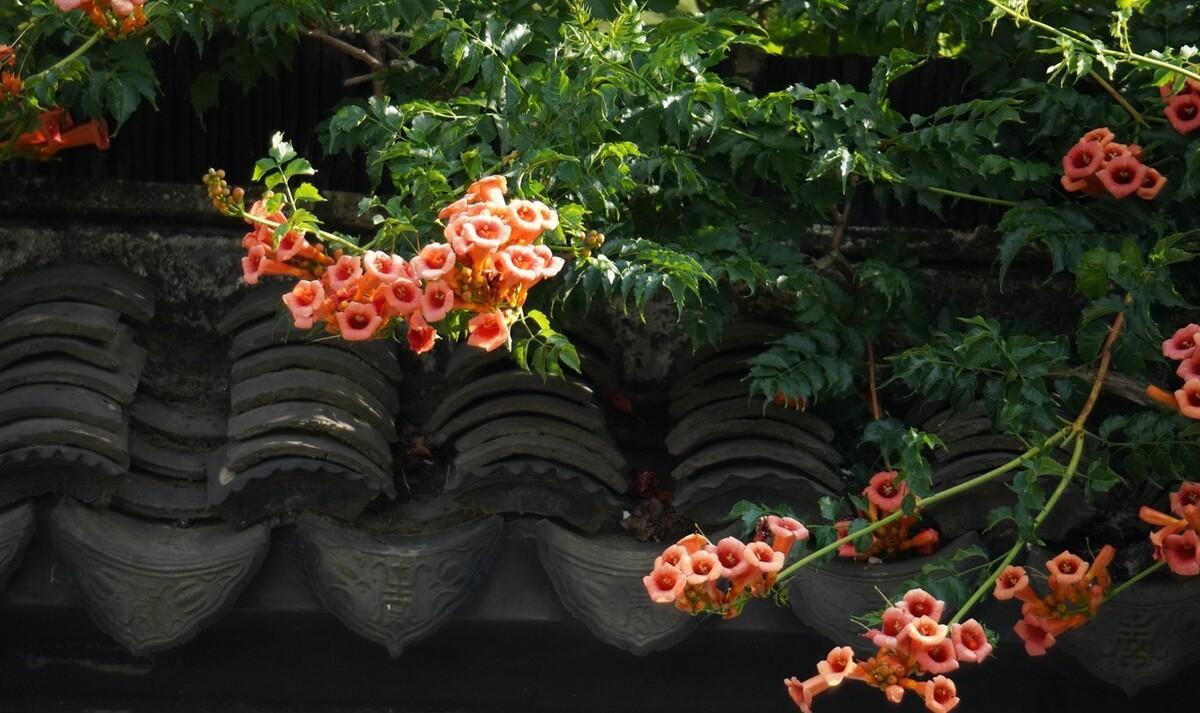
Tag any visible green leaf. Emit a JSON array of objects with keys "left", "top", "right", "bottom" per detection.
[
  {"left": 284, "top": 158, "right": 316, "bottom": 179},
  {"left": 526, "top": 310, "right": 551, "bottom": 332},
  {"left": 293, "top": 182, "right": 326, "bottom": 204},
  {"left": 189, "top": 70, "right": 221, "bottom": 121},
  {"left": 728, "top": 500, "right": 767, "bottom": 537},
  {"left": 1075, "top": 248, "right": 1114, "bottom": 299},
  {"left": 512, "top": 338, "right": 530, "bottom": 371},
  {"left": 818, "top": 496, "right": 839, "bottom": 521},
  {"left": 251, "top": 158, "right": 276, "bottom": 182},
  {"left": 848, "top": 517, "right": 873, "bottom": 553},
  {"left": 498, "top": 23, "right": 532, "bottom": 58}
]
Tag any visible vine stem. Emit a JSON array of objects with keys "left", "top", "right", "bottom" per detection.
[
  {"left": 242, "top": 211, "right": 363, "bottom": 254},
  {"left": 925, "top": 187, "right": 1018, "bottom": 208},
  {"left": 949, "top": 542, "right": 1020, "bottom": 625},
  {"left": 27, "top": 30, "right": 102, "bottom": 82},
  {"left": 1106, "top": 560, "right": 1166, "bottom": 601},
  {"left": 1072, "top": 294, "right": 1131, "bottom": 433},
  {"left": 987, "top": 0, "right": 1200, "bottom": 84},
  {"left": 304, "top": 29, "right": 381, "bottom": 69},
  {"left": 776, "top": 425, "right": 1074, "bottom": 585},
  {"left": 948, "top": 296, "right": 1129, "bottom": 624},
  {"left": 866, "top": 341, "right": 883, "bottom": 421},
  {"left": 948, "top": 434, "right": 1085, "bottom": 624},
  {"left": 1088, "top": 70, "right": 1148, "bottom": 127}
]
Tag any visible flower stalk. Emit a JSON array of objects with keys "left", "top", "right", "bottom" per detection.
[
  {"left": 776, "top": 424, "right": 1073, "bottom": 584},
  {"left": 240, "top": 210, "right": 364, "bottom": 254},
  {"left": 925, "top": 187, "right": 1018, "bottom": 207},
  {"left": 27, "top": 30, "right": 102, "bottom": 83},
  {"left": 1106, "top": 560, "right": 1167, "bottom": 601},
  {"left": 949, "top": 296, "right": 1130, "bottom": 624},
  {"left": 1088, "top": 70, "right": 1148, "bottom": 127}
]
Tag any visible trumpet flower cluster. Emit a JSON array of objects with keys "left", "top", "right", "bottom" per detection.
[
  {"left": 1139, "top": 481, "right": 1200, "bottom": 576},
  {"left": 643, "top": 515, "right": 808, "bottom": 618},
  {"left": 1162, "top": 324, "right": 1200, "bottom": 419},
  {"left": 1, "top": 45, "right": 110, "bottom": 164},
  {"left": 1059, "top": 127, "right": 1166, "bottom": 200},
  {"left": 992, "top": 546, "right": 1115, "bottom": 656},
  {"left": 0, "top": 44, "right": 19, "bottom": 102},
  {"left": 1160, "top": 79, "right": 1200, "bottom": 135},
  {"left": 55, "top": 0, "right": 147, "bottom": 38},
  {"left": 836, "top": 471, "right": 939, "bottom": 560},
  {"left": 1, "top": 108, "right": 109, "bottom": 159},
  {"left": 785, "top": 589, "right": 991, "bottom": 713},
  {"left": 205, "top": 171, "right": 563, "bottom": 355}
]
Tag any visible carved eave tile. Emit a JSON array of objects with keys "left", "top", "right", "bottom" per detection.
[
  {"left": 227, "top": 402, "right": 394, "bottom": 464},
  {"left": 452, "top": 417, "right": 626, "bottom": 471},
  {"left": 0, "top": 445, "right": 124, "bottom": 507},
  {"left": 0, "top": 354, "right": 144, "bottom": 405},
  {"left": 0, "top": 324, "right": 136, "bottom": 372},
  {"left": 672, "top": 466, "right": 837, "bottom": 525},
  {"left": 0, "top": 383, "right": 126, "bottom": 433},
  {"left": 1048, "top": 560, "right": 1200, "bottom": 695},
  {"left": 130, "top": 431, "right": 211, "bottom": 481},
  {"left": 668, "top": 352, "right": 758, "bottom": 401},
  {"left": 669, "top": 438, "right": 841, "bottom": 492},
  {"left": 232, "top": 345, "right": 400, "bottom": 419},
  {"left": 535, "top": 520, "right": 704, "bottom": 655},
  {"left": 666, "top": 397, "right": 835, "bottom": 450},
  {"left": 112, "top": 470, "right": 213, "bottom": 521},
  {"left": 50, "top": 498, "right": 270, "bottom": 655},
  {"left": 297, "top": 514, "right": 503, "bottom": 657},
  {"left": 229, "top": 318, "right": 403, "bottom": 384},
  {"left": 427, "top": 395, "right": 605, "bottom": 447},
  {"left": 452, "top": 435, "right": 628, "bottom": 494},
  {"left": 209, "top": 457, "right": 392, "bottom": 527},
  {"left": 230, "top": 369, "right": 398, "bottom": 429},
  {"left": 665, "top": 417, "right": 841, "bottom": 465},
  {"left": 219, "top": 432, "right": 393, "bottom": 490},
  {"left": 214, "top": 283, "right": 290, "bottom": 337},
  {"left": 0, "top": 265, "right": 155, "bottom": 323},
  {"left": 447, "top": 459, "right": 623, "bottom": 532},
  {"left": 130, "top": 395, "right": 226, "bottom": 446},
  {"left": 424, "top": 371, "right": 596, "bottom": 433},
  {"left": 0, "top": 418, "right": 130, "bottom": 469},
  {"left": 0, "top": 502, "right": 36, "bottom": 592},
  {"left": 0, "top": 301, "right": 125, "bottom": 346}
]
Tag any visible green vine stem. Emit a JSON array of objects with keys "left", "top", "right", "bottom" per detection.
[
  {"left": 948, "top": 434, "right": 1086, "bottom": 624},
  {"left": 241, "top": 211, "right": 364, "bottom": 254},
  {"left": 925, "top": 187, "right": 1018, "bottom": 207},
  {"left": 1106, "top": 560, "right": 1167, "bottom": 601},
  {"left": 776, "top": 424, "right": 1074, "bottom": 585},
  {"left": 949, "top": 541, "right": 1020, "bottom": 625},
  {"left": 1088, "top": 70, "right": 1148, "bottom": 127},
  {"left": 947, "top": 297, "right": 1129, "bottom": 624},
  {"left": 987, "top": 0, "right": 1200, "bottom": 84},
  {"left": 27, "top": 30, "right": 102, "bottom": 83}
]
